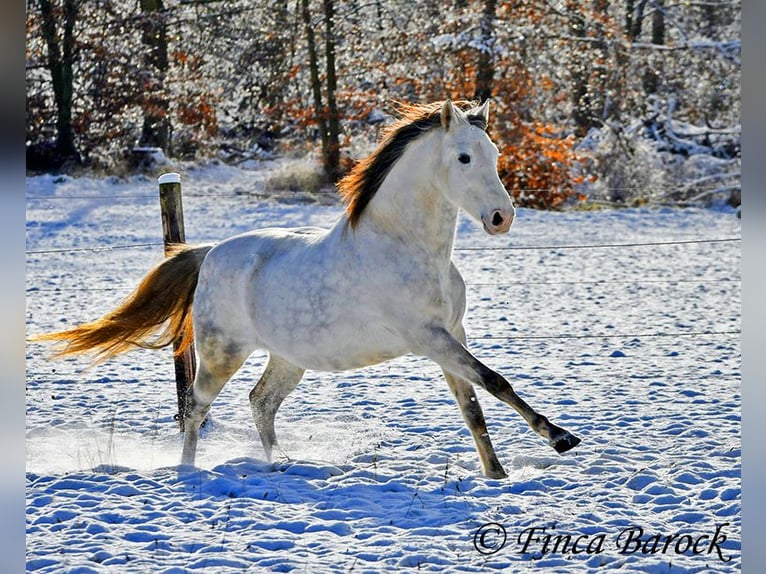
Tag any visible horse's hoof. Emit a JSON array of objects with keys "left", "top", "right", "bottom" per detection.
[
  {"left": 551, "top": 433, "right": 581, "bottom": 454},
  {"left": 483, "top": 466, "right": 508, "bottom": 479}
]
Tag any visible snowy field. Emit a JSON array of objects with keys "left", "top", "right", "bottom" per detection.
[{"left": 26, "top": 164, "right": 741, "bottom": 572}]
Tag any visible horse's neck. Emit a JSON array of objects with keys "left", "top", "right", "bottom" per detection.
[{"left": 359, "top": 133, "right": 458, "bottom": 262}]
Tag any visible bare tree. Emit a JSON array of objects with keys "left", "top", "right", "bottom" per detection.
[
  {"left": 323, "top": 0, "right": 341, "bottom": 181},
  {"left": 37, "top": 0, "right": 80, "bottom": 166},
  {"left": 642, "top": 0, "right": 665, "bottom": 94},
  {"left": 138, "top": 0, "right": 170, "bottom": 153},
  {"left": 567, "top": 0, "right": 592, "bottom": 136},
  {"left": 473, "top": 0, "right": 496, "bottom": 103},
  {"left": 301, "top": 0, "right": 328, "bottom": 161},
  {"left": 301, "top": 0, "right": 340, "bottom": 181},
  {"left": 627, "top": 0, "right": 647, "bottom": 40}
]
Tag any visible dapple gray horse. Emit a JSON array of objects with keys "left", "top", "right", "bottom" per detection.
[{"left": 35, "top": 100, "right": 580, "bottom": 478}]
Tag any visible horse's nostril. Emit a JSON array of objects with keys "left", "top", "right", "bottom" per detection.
[{"left": 492, "top": 211, "right": 504, "bottom": 227}]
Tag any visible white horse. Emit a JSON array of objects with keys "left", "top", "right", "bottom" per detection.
[{"left": 36, "top": 100, "right": 580, "bottom": 478}]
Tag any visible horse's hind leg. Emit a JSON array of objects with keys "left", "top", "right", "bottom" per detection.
[
  {"left": 181, "top": 345, "right": 249, "bottom": 466},
  {"left": 249, "top": 354, "right": 305, "bottom": 461},
  {"left": 443, "top": 371, "right": 507, "bottom": 479}
]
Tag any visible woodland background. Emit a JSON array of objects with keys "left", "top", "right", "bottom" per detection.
[{"left": 25, "top": 0, "right": 741, "bottom": 209}]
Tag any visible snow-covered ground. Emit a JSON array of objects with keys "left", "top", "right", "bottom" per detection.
[{"left": 26, "top": 164, "right": 741, "bottom": 572}]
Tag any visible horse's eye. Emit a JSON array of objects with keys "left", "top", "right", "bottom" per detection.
[{"left": 458, "top": 153, "right": 471, "bottom": 164}]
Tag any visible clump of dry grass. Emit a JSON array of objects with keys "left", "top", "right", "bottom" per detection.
[
  {"left": 263, "top": 158, "right": 339, "bottom": 205},
  {"left": 264, "top": 158, "right": 327, "bottom": 194}
]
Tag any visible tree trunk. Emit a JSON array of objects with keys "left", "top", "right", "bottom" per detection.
[
  {"left": 592, "top": 0, "right": 610, "bottom": 122},
  {"left": 301, "top": 0, "right": 329, "bottom": 174},
  {"left": 139, "top": 0, "right": 170, "bottom": 153},
  {"left": 643, "top": 0, "right": 665, "bottom": 94},
  {"left": 568, "top": 1, "right": 590, "bottom": 137},
  {"left": 625, "top": 0, "right": 634, "bottom": 37},
  {"left": 473, "top": 0, "right": 496, "bottom": 103},
  {"left": 569, "top": 1, "right": 612, "bottom": 136},
  {"left": 651, "top": 0, "right": 665, "bottom": 45},
  {"left": 39, "top": 0, "right": 80, "bottom": 165},
  {"left": 322, "top": 0, "right": 341, "bottom": 181},
  {"left": 629, "top": 0, "right": 647, "bottom": 41}
]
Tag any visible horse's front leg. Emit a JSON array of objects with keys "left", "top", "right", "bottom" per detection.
[
  {"left": 441, "top": 325, "right": 507, "bottom": 478},
  {"left": 415, "top": 325, "right": 581, "bottom": 455},
  {"left": 443, "top": 369, "right": 508, "bottom": 478}
]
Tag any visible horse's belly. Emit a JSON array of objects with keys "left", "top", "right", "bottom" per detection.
[
  {"left": 262, "top": 321, "right": 410, "bottom": 372},
  {"left": 300, "top": 349, "right": 406, "bottom": 372}
]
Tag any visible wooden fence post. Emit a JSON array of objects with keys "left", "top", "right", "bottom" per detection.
[{"left": 158, "top": 173, "right": 197, "bottom": 432}]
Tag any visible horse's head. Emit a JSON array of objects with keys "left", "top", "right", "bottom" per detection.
[{"left": 437, "top": 100, "right": 515, "bottom": 235}]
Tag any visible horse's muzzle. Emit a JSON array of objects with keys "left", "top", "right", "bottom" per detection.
[{"left": 482, "top": 208, "right": 514, "bottom": 235}]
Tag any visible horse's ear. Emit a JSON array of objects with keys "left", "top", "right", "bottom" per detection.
[
  {"left": 441, "top": 99, "right": 458, "bottom": 131},
  {"left": 474, "top": 99, "right": 491, "bottom": 128}
]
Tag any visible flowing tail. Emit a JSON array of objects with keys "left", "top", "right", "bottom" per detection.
[{"left": 31, "top": 244, "right": 214, "bottom": 362}]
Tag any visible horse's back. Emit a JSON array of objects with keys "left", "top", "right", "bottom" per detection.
[{"left": 192, "top": 226, "right": 329, "bottom": 349}]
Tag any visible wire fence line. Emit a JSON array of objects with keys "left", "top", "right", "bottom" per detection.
[
  {"left": 25, "top": 236, "right": 741, "bottom": 256},
  {"left": 26, "top": 242, "right": 163, "bottom": 255},
  {"left": 26, "top": 276, "right": 740, "bottom": 295},
  {"left": 453, "top": 237, "right": 741, "bottom": 251},
  {"left": 27, "top": 193, "right": 160, "bottom": 200}
]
